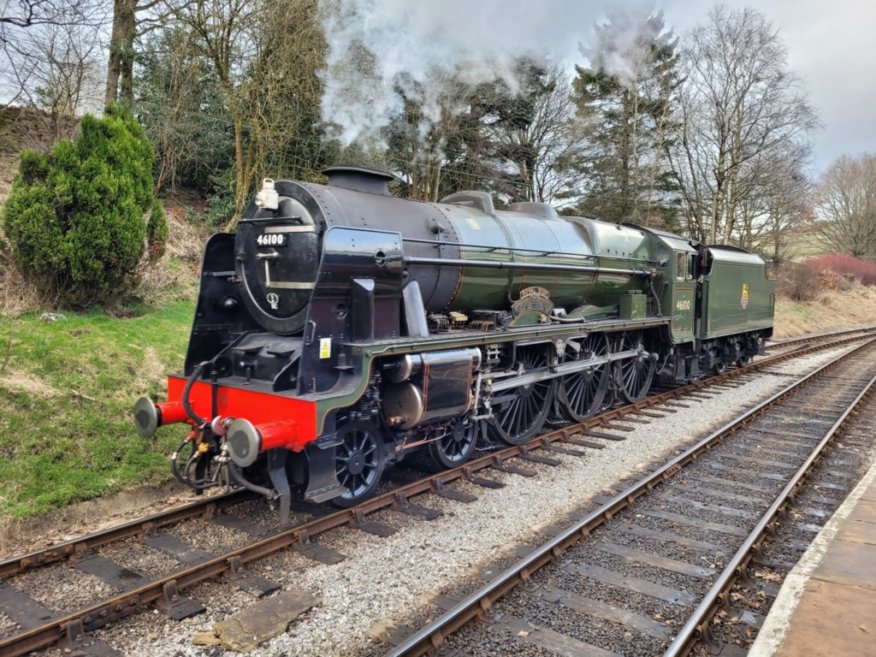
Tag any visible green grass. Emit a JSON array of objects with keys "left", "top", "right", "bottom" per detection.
[
  {"left": 780, "top": 302, "right": 814, "bottom": 318},
  {"left": 0, "top": 300, "right": 195, "bottom": 518}
]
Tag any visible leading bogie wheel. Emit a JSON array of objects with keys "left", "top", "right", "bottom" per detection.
[
  {"left": 332, "top": 420, "right": 385, "bottom": 508},
  {"left": 428, "top": 420, "right": 477, "bottom": 469}
]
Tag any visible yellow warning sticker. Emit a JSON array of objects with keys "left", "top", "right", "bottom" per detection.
[
  {"left": 319, "top": 338, "right": 331, "bottom": 359},
  {"left": 741, "top": 283, "right": 750, "bottom": 309}
]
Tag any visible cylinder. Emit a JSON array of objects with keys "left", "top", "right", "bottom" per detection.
[{"left": 381, "top": 348, "right": 481, "bottom": 430}]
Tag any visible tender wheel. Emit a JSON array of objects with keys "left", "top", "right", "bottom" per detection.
[
  {"left": 614, "top": 331, "right": 655, "bottom": 403},
  {"left": 428, "top": 420, "right": 477, "bottom": 469},
  {"left": 332, "top": 421, "right": 385, "bottom": 508},
  {"left": 559, "top": 333, "right": 611, "bottom": 422},
  {"left": 490, "top": 346, "right": 556, "bottom": 445}
]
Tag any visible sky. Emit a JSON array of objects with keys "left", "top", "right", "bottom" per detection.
[{"left": 662, "top": 0, "right": 876, "bottom": 174}]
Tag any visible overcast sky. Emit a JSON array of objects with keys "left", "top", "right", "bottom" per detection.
[{"left": 661, "top": 0, "right": 876, "bottom": 174}]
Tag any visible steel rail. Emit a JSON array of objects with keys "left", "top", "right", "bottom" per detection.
[
  {"left": 766, "top": 324, "right": 876, "bottom": 350},
  {"left": 0, "top": 490, "right": 252, "bottom": 579},
  {"left": 0, "top": 333, "right": 871, "bottom": 657},
  {"left": 664, "top": 369, "right": 876, "bottom": 657},
  {"left": 386, "top": 337, "right": 876, "bottom": 657},
  {"left": 0, "top": 330, "right": 870, "bottom": 582}
]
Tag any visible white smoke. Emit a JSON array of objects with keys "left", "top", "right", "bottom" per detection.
[
  {"left": 583, "top": 9, "right": 676, "bottom": 89},
  {"left": 319, "top": 0, "right": 659, "bottom": 144}
]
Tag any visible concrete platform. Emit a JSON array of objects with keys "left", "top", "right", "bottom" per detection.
[{"left": 748, "top": 458, "right": 876, "bottom": 657}]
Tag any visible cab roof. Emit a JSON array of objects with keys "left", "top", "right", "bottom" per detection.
[
  {"left": 623, "top": 223, "right": 697, "bottom": 253},
  {"left": 707, "top": 244, "right": 768, "bottom": 266}
]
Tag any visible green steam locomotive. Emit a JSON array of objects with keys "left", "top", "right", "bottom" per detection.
[{"left": 134, "top": 166, "right": 774, "bottom": 523}]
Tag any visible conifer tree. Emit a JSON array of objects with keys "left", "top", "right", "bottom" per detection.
[
  {"left": 572, "top": 11, "right": 681, "bottom": 227},
  {"left": 2, "top": 104, "right": 163, "bottom": 305}
]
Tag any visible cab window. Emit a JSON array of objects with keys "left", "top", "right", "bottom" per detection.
[{"left": 676, "top": 252, "right": 690, "bottom": 281}]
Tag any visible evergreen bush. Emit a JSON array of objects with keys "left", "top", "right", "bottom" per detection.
[{"left": 2, "top": 104, "right": 159, "bottom": 306}]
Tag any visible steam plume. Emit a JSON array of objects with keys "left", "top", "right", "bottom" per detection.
[{"left": 319, "top": 0, "right": 659, "bottom": 143}]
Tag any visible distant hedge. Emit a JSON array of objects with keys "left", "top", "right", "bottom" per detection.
[
  {"left": 1, "top": 104, "right": 167, "bottom": 306},
  {"left": 806, "top": 253, "right": 876, "bottom": 286}
]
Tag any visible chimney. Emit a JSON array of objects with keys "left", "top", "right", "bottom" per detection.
[{"left": 323, "top": 166, "right": 395, "bottom": 196}]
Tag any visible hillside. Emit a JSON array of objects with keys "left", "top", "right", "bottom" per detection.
[
  {"left": 1, "top": 154, "right": 206, "bottom": 518},
  {"left": 773, "top": 282, "right": 876, "bottom": 338}
]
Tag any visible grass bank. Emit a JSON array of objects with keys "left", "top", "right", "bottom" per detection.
[
  {"left": 773, "top": 282, "right": 876, "bottom": 338},
  {"left": 0, "top": 301, "right": 194, "bottom": 518}
]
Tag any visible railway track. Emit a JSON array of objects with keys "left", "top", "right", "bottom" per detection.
[
  {"left": 765, "top": 324, "right": 876, "bottom": 352},
  {"left": 0, "top": 328, "right": 872, "bottom": 657},
  {"left": 691, "top": 384, "right": 875, "bottom": 655},
  {"left": 2, "top": 325, "right": 868, "bottom": 580},
  {"left": 386, "top": 338, "right": 876, "bottom": 657}
]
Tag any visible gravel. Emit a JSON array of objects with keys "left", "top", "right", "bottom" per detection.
[
  {"left": 618, "top": 509, "right": 748, "bottom": 548},
  {"left": 451, "top": 623, "right": 558, "bottom": 657},
  {"left": 0, "top": 483, "right": 230, "bottom": 559},
  {"left": 13, "top": 563, "right": 116, "bottom": 612},
  {"left": 591, "top": 524, "right": 725, "bottom": 570},
  {"left": 670, "top": 481, "right": 772, "bottom": 513},
  {"left": 33, "top": 343, "right": 866, "bottom": 657},
  {"left": 507, "top": 593, "right": 669, "bottom": 655},
  {"left": 563, "top": 544, "right": 708, "bottom": 594},
  {"left": 643, "top": 498, "right": 756, "bottom": 526},
  {"left": 541, "top": 566, "right": 689, "bottom": 624},
  {"left": 99, "top": 539, "right": 187, "bottom": 580},
  {"left": 756, "top": 538, "right": 806, "bottom": 567},
  {"left": 692, "top": 356, "right": 876, "bottom": 656},
  {"left": 166, "top": 518, "right": 252, "bottom": 555},
  {"left": 730, "top": 438, "right": 810, "bottom": 457},
  {"left": 0, "top": 613, "right": 19, "bottom": 639}
]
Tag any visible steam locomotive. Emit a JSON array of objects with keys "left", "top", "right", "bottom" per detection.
[{"left": 134, "top": 166, "right": 775, "bottom": 524}]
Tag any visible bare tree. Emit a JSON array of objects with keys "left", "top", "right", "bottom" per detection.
[
  {"left": 487, "top": 62, "right": 587, "bottom": 205},
  {"left": 168, "top": 0, "right": 326, "bottom": 219},
  {"left": 384, "top": 61, "right": 587, "bottom": 206},
  {"left": 813, "top": 154, "right": 876, "bottom": 260},
  {"left": 382, "top": 75, "right": 467, "bottom": 203},
  {"left": 1, "top": 0, "right": 100, "bottom": 29},
  {"left": 136, "top": 26, "right": 214, "bottom": 192},
  {"left": 1, "top": 1, "right": 104, "bottom": 99},
  {"left": 1, "top": 0, "right": 105, "bottom": 146},
  {"left": 668, "top": 6, "right": 817, "bottom": 243},
  {"left": 740, "top": 145, "right": 811, "bottom": 263},
  {"left": 37, "top": 20, "right": 103, "bottom": 133}
]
